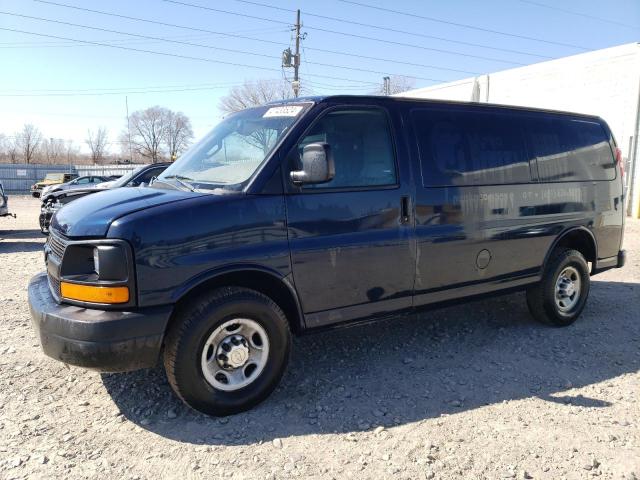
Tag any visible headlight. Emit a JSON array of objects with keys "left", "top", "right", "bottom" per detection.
[{"left": 57, "top": 241, "right": 133, "bottom": 306}]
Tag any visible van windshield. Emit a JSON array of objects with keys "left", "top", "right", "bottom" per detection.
[{"left": 158, "top": 103, "right": 309, "bottom": 191}]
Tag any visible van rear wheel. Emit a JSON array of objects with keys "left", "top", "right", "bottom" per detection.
[
  {"left": 163, "top": 287, "right": 291, "bottom": 416},
  {"left": 526, "top": 248, "right": 590, "bottom": 327}
]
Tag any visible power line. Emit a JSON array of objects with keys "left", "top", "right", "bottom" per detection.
[
  {"left": 304, "top": 26, "right": 525, "bottom": 66},
  {"left": 34, "top": 0, "right": 286, "bottom": 47},
  {"left": 0, "top": 27, "right": 382, "bottom": 87},
  {"left": 160, "top": 0, "right": 526, "bottom": 65},
  {"left": 161, "top": 0, "right": 289, "bottom": 25},
  {"left": 337, "top": 0, "right": 590, "bottom": 51},
  {"left": 0, "top": 11, "right": 280, "bottom": 61},
  {"left": 0, "top": 85, "right": 251, "bottom": 97},
  {"left": 32, "top": 0, "right": 479, "bottom": 76},
  {"left": 0, "top": 11, "right": 446, "bottom": 83},
  {"left": 1, "top": 81, "right": 262, "bottom": 93},
  {"left": 517, "top": 0, "right": 640, "bottom": 30},
  {"left": 0, "top": 35, "right": 480, "bottom": 75},
  {"left": 0, "top": 26, "right": 289, "bottom": 48},
  {"left": 305, "top": 47, "right": 479, "bottom": 75},
  {"left": 223, "top": 0, "right": 553, "bottom": 59}
]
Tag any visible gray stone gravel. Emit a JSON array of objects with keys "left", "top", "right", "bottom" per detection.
[{"left": 1, "top": 196, "right": 639, "bottom": 479}]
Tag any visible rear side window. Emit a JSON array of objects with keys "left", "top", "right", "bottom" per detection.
[
  {"left": 412, "top": 107, "right": 531, "bottom": 186},
  {"left": 298, "top": 108, "right": 397, "bottom": 189},
  {"left": 525, "top": 115, "right": 615, "bottom": 182}
]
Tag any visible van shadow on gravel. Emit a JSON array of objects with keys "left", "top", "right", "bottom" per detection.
[
  {"left": 101, "top": 280, "right": 639, "bottom": 446},
  {"left": 0, "top": 229, "right": 45, "bottom": 253}
]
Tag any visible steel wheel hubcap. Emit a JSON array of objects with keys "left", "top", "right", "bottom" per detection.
[
  {"left": 200, "top": 318, "right": 269, "bottom": 392},
  {"left": 555, "top": 266, "right": 581, "bottom": 312}
]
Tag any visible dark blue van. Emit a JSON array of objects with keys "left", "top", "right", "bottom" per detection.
[{"left": 28, "top": 96, "right": 626, "bottom": 415}]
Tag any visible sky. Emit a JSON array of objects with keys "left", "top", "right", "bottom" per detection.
[{"left": 0, "top": 0, "right": 638, "bottom": 154}]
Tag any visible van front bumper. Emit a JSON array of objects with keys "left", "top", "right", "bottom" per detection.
[{"left": 28, "top": 272, "right": 173, "bottom": 372}]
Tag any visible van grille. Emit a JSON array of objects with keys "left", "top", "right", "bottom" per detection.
[{"left": 47, "top": 232, "right": 68, "bottom": 260}]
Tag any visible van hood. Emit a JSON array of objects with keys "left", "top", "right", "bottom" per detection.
[{"left": 51, "top": 186, "right": 202, "bottom": 237}]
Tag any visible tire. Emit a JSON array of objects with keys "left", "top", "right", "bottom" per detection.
[
  {"left": 526, "top": 248, "right": 590, "bottom": 327},
  {"left": 163, "top": 287, "right": 291, "bottom": 416}
]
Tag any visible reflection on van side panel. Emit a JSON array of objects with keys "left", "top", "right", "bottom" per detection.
[
  {"left": 27, "top": 96, "right": 625, "bottom": 416},
  {"left": 409, "top": 104, "right": 622, "bottom": 306}
]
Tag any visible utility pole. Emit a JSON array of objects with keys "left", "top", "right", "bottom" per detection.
[
  {"left": 282, "top": 10, "right": 302, "bottom": 97},
  {"left": 383, "top": 76, "right": 390, "bottom": 96},
  {"left": 293, "top": 9, "right": 301, "bottom": 97},
  {"left": 125, "top": 96, "right": 133, "bottom": 163}
]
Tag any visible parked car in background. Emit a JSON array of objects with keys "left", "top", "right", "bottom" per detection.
[
  {"left": 95, "top": 163, "right": 170, "bottom": 189},
  {"left": 27, "top": 96, "right": 625, "bottom": 416},
  {"left": 106, "top": 175, "right": 122, "bottom": 181},
  {"left": 39, "top": 187, "right": 100, "bottom": 234},
  {"left": 30, "top": 173, "right": 78, "bottom": 198},
  {"left": 38, "top": 165, "right": 169, "bottom": 234},
  {"left": 0, "top": 181, "right": 15, "bottom": 218},
  {"left": 40, "top": 175, "right": 109, "bottom": 198}
]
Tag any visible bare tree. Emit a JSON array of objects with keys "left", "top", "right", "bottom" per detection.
[
  {"left": 7, "top": 138, "right": 19, "bottom": 163},
  {"left": 126, "top": 106, "right": 170, "bottom": 163},
  {"left": 42, "top": 138, "right": 66, "bottom": 164},
  {"left": 375, "top": 75, "right": 416, "bottom": 96},
  {"left": 0, "top": 134, "right": 7, "bottom": 163},
  {"left": 15, "top": 124, "right": 42, "bottom": 164},
  {"left": 65, "top": 140, "right": 81, "bottom": 165},
  {"left": 219, "top": 79, "right": 292, "bottom": 114},
  {"left": 219, "top": 79, "right": 292, "bottom": 153},
  {"left": 86, "top": 127, "right": 109, "bottom": 164},
  {"left": 164, "top": 111, "right": 194, "bottom": 161}
]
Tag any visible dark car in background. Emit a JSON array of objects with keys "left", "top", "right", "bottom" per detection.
[
  {"left": 28, "top": 96, "right": 625, "bottom": 416},
  {"left": 38, "top": 164, "right": 170, "bottom": 234},
  {"left": 39, "top": 187, "right": 100, "bottom": 234},
  {"left": 95, "top": 163, "right": 170, "bottom": 189},
  {"left": 40, "top": 175, "right": 109, "bottom": 198}
]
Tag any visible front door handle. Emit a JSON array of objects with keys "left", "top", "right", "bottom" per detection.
[{"left": 400, "top": 195, "right": 410, "bottom": 224}]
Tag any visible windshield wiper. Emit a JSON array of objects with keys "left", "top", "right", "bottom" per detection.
[
  {"left": 150, "top": 178, "right": 182, "bottom": 191},
  {"left": 163, "top": 175, "right": 196, "bottom": 192}
]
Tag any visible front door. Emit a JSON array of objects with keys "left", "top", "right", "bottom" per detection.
[{"left": 285, "top": 106, "right": 415, "bottom": 328}]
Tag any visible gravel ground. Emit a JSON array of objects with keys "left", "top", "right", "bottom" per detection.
[{"left": 0, "top": 196, "right": 638, "bottom": 480}]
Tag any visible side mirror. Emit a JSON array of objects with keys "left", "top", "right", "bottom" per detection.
[{"left": 290, "top": 143, "right": 335, "bottom": 186}]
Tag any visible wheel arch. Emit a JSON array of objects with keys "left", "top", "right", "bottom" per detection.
[
  {"left": 169, "top": 265, "right": 305, "bottom": 335},
  {"left": 543, "top": 226, "right": 597, "bottom": 273}
]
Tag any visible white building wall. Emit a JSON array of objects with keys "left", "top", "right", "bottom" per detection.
[{"left": 399, "top": 43, "right": 640, "bottom": 217}]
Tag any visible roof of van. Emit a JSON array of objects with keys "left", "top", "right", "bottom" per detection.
[{"left": 267, "top": 95, "right": 605, "bottom": 122}]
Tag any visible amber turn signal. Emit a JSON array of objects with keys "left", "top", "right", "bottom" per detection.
[{"left": 60, "top": 282, "right": 129, "bottom": 304}]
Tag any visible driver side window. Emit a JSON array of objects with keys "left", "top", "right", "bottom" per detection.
[{"left": 297, "top": 108, "right": 397, "bottom": 189}]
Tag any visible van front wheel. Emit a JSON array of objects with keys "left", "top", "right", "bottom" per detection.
[
  {"left": 526, "top": 248, "right": 590, "bottom": 327},
  {"left": 163, "top": 287, "right": 291, "bottom": 416}
]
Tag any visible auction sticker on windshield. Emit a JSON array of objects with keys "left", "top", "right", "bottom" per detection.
[{"left": 263, "top": 105, "right": 304, "bottom": 118}]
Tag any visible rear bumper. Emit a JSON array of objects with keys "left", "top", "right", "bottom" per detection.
[
  {"left": 593, "top": 249, "right": 626, "bottom": 274},
  {"left": 28, "top": 272, "right": 173, "bottom": 372}
]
